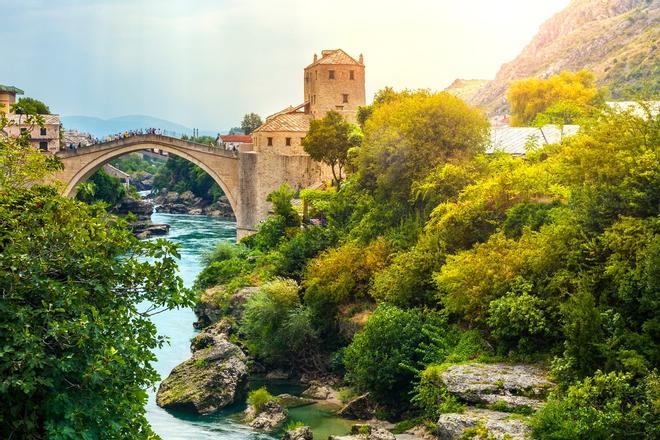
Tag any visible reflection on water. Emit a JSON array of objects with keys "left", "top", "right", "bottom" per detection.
[{"left": 143, "top": 213, "right": 352, "bottom": 440}]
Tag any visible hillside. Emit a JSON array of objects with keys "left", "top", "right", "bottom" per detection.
[
  {"left": 470, "top": 0, "right": 659, "bottom": 114},
  {"left": 61, "top": 115, "right": 220, "bottom": 138},
  {"left": 443, "top": 79, "right": 490, "bottom": 102}
]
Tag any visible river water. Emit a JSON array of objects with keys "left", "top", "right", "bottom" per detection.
[{"left": 143, "top": 212, "right": 353, "bottom": 440}]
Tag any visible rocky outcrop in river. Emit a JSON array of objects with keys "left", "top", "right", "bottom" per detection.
[
  {"left": 431, "top": 363, "right": 554, "bottom": 439},
  {"left": 154, "top": 190, "right": 235, "bottom": 219},
  {"left": 245, "top": 400, "right": 288, "bottom": 431},
  {"left": 114, "top": 197, "right": 170, "bottom": 239},
  {"left": 156, "top": 320, "right": 248, "bottom": 415}
]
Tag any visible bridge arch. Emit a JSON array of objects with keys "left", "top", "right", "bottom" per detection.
[{"left": 58, "top": 136, "right": 240, "bottom": 220}]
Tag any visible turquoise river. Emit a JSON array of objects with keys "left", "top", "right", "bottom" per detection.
[{"left": 144, "top": 212, "right": 353, "bottom": 440}]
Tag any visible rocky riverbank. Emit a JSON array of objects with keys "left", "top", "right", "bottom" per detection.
[
  {"left": 114, "top": 197, "right": 170, "bottom": 239},
  {"left": 153, "top": 190, "right": 235, "bottom": 219}
]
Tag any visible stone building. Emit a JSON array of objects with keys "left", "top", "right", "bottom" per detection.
[
  {"left": 0, "top": 84, "right": 61, "bottom": 153},
  {"left": 239, "top": 49, "right": 365, "bottom": 234}
]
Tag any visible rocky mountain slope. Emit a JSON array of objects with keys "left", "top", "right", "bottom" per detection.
[{"left": 469, "top": 0, "right": 659, "bottom": 114}]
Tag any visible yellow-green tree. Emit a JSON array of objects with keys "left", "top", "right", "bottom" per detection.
[{"left": 507, "top": 70, "right": 602, "bottom": 126}]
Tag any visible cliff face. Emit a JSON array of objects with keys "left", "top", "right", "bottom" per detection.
[{"left": 470, "top": 0, "right": 659, "bottom": 114}]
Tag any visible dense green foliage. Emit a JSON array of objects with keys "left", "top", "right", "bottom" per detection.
[
  {"left": 0, "top": 107, "right": 193, "bottom": 438},
  {"left": 531, "top": 371, "right": 659, "bottom": 439},
  {"left": 194, "top": 86, "right": 659, "bottom": 436},
  {"left": 76, "top": 168, "right": 128, "bottom": 205},
  {"left": 0, "top": 188, "right": 193, "bottom": 438},
  {"left": 13, "top": 97, "right": 51, "bottom": 114},
  {"left": 153, "top": 154, "right": 223, "bottom": 202},
  {"left": 111, "top": 152, "right": 164, "bottom": 175}
]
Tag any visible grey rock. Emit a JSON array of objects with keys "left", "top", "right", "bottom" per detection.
[
  {"left": 247, "top": 400, "right": 288, "bottom": 431},
  {"left": 277, "top": 393, "right": 316, "bottom": 408},
  {"left": 436, "top": 409, "right": 530, "bottom": 440},
  {"left": 266, "top": 369, "right": 291, "bottom": 380},
  {"left": 156, "top": 324, "right": 248, "bottom": 415},
  {"left": 282, "top": 426, "right": 313, "bottom": 440},
  {"left": 339, "top": 393, "right": 375, "bottom": 419},
  {"left": 330, "top": 426, "right": 395, "bottom": 440},
  {"left": 441, "top": 363, "right": 553, "bottom": 410},
  {"left": 301, "top": 381, "right": 333, "bottom": 400}
]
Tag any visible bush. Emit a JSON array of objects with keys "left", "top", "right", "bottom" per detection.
[
  {"left": 486, "top": 278, "right": 557, "bottom": 354},
  {"left": 241, "top": 279, "right": 318, "bottom": 367},
  {"left": 304, "top": 239, "right": 390, "bottom": 309},
  {"left": 274, "top": 225, "right": 337, "bottom": 280},
  {"left": 531, "top": 371, "right": 659, "bottom": 439},
  {"left": 195, "top": 257, "right": 250, "bottom": 290},
  {"left": 247, "top": 387, "right": 277, "bottom": 414},
  {"left": 343, "top": 305, "right": 441, "bottom": 407},
  {"left": 202, "top": 242, "right": 242, "bottom": 266},
  {"left": 412, "top": 365, "right": 465, "bottom": 419},
  {"left": 243, "top": 215, "right": 287, "bottom": 252}
]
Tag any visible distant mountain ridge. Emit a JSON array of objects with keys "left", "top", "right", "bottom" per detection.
[
  {"left": 61, "top": 114, "right": 221, "bottom": 138},
  {"left": 468, "top": 0, "right": 659, "bottom": 114}
]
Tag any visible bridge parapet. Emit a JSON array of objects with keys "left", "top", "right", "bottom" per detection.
[{"left": 56, "top": 134, "right": 238, "bottom": 159}]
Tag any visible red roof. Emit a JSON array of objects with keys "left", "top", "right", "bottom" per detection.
[{"left": 220, "top": 135, "right": 252, "bottom": 143}]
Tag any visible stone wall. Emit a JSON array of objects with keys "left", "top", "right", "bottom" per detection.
[{"left": 304, "top": 63, "right": 365, "bottom": 124}]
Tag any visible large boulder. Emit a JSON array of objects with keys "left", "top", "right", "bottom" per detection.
[
  {"left": 246, "top": 400, "right": 288, "bottom": 431},
  {"left": 156, "top": 322, "right": 248, "bottom": 415},
  {"left": 115, "top": 197, "right": 153, "bottom": 219},
  {"left": 301, "top": 381, "right": 335, "bottom": 400},
  {"left": 283, "top": 426, "right": 313, "bottom": 440},
  {"left": 338, "top": 393, "right": 376, "bottom": 419},
  {"left": 440, "top": 363, "right": 553, "bottom": 410},
  {"left": 436, "top": 409, "right": 530, "bottom": 440}
]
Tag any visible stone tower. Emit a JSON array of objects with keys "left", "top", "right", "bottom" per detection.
[{"left": 303, "top": 49, "right": 365, "bottom": 123}]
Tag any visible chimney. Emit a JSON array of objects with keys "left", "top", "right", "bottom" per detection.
[
  {"left": 359, "top": 54, "right": 364, "bottom": 64},
  {"left": 313, "top": 53, "right": 317, "bottom": 63}
]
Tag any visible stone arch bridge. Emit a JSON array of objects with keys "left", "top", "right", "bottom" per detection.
[{"left": 52, "top": 134, "right": 329, "bottom": 239}]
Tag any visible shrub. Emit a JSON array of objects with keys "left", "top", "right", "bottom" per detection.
[
  {"left": 195, "top": 257, "right": 250, "bottom": 290},
  {"left": 411, "top": 365, "right": 465, "bottom": 419},
  {"left": 274, "top": 225, "right": 337, "bottom": 279},
  {"left": 241, "top": 279, "right": 318, "bottom": 367},
  {"left": 243, "top": 215, "right": 287, "bottom": 252},
  {"left": 531, "top": 371, "right": 659, "bottom": 439},
  {"left": 304, "top": 239, "right": 390, "bottom": 309},
  {"left": 247, "top": 387, "right": 277, "bottom": 414},
  {"left": 486, "top": 278, "right": 556, "bottom": 354},
  {"left": 343, "top": 305, "right": 441, "bottom": 407},
  {"left": 202, "top": 242, "right": 242, "bottom": 265}
]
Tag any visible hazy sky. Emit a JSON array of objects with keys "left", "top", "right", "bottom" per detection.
[{"left": 1, "top": 0, "right": 571, "bottom": 130}]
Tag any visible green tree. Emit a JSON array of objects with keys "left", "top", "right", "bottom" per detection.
[
  {"left": 13, "top": 97, "right": 51, "bottom": 115},
  {"left": 241, "top": 112, "right": 263, "bottom": 135},
  {"left": 507, "top": 70, "right": 602, "bottom": 126},
  {"left": 357, "top": 91, "right": 489, "bottom": 206},
  {"left": 302, "top": 110, "right": 361, "bottom": 188},
  {"left": 0, "top": 187, "right": 193, "bottom": 439},
  {"left": 76, "top": 168, "right": 127, "bottom": 205},
  {"left": 267, "top": 183, "right": 300, "bottom": 227},
  {"left": 344, "top": 305, "right": 440, "bottom": 407}
]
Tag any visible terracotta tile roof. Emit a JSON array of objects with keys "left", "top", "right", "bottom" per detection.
[
  {"left": 7, "top": 113, "right": 60, "bottom": 125},
  {"left": 219, "top": 134, "right": 252, "bottom": 143},
  {"left": 307, "top": 49, "right": 362, "bottom": 68},
  {"left": 254, "top": 111, "right": 310, "bottom": 133}
]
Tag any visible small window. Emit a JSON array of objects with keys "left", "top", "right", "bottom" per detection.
[
  {"left": 350, "top": 70, "right": 355, "bottom": 80},
  {"left": 315, "top": 71, "right": 318, "bottom": 79},
  {"left": 40, "top": 128, "right": 47, "bottom": 135},
  {"left": 342, "top": 94, "right": 349, "bottom": 103},
  {"left": 335, "top": 106, "right": 344, "bottom": 110},
  {"left": 39, "top": 141, "right": 48, "bottom": 150},
  {"left": 267, "top": 137, "right": 273, "bottom": 146},
  {"left": 329, "top": 70, "right": 335, "bottom": 80},
  {"left": 20, "top": 128, "right": 27, "bottom": 134},
  {"left": 285, "top": 137, "right": 291, "bottom": 146},
  {"left": 312, "top": 95, "right": 316, "bottom": 104}
]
